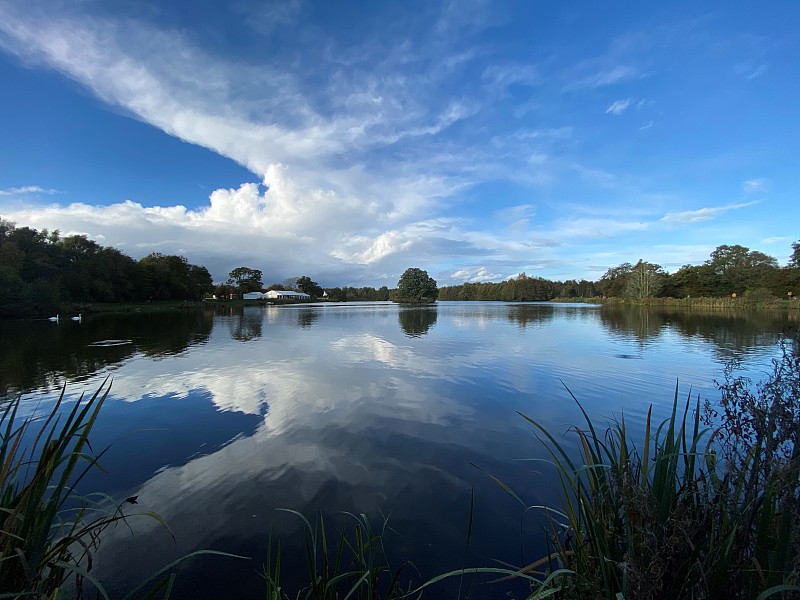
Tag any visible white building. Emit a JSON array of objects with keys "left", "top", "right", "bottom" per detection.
[
  {"left": 242, "top": 292, "right": 266, "bottom": 300},
  {"left": 265, "top": 290, "right": 311, "bottom": 300}
]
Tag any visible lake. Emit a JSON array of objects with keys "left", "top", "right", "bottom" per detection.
[{"left": 1, "top": 302, "right": 795, "bottom": 598}]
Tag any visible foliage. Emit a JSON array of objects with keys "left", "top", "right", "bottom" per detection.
[
  {"left": 517, "top": 333, "right": 800, "bottom": 599},
  {"left": 262, "top": 510, "right": 417, "bottom": 600},
  {"left": 624, "top": 260, "right": 666, "bottom": 300},
  {"left": 0, "top": 219, "right": 212, "bottom": 316},
  {"left": 296, "top": 276, "right": 323, "bottom": 299},
  {"left": 393, "top": 269, "right": 438, "bottom": 303},
  {"left": 597, "top": 262, "right": 634, "bottom": 298},
  {"left": 438, "top": 273, "right": 567, "bottom": 302},
  {"left": 227, "top": 266, "right": 263, "bottom": 294},
  {"left": 324, "top": 286, "right": 391, "bottom": 302},
  {"left": 140, "top": 253, "right": 212, "bottom": 301}
]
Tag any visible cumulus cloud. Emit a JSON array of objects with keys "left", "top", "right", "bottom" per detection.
[
  {"left": 450, "top": 266, "right": 507, "bottom": 283},
  {"left": 606, "top": 98, "right": 632, "bottom": 115},
  {"left": 661, "top": 201, "right": 757, "bottom": 225},
  {"left": 1, "top": 2, "right": 788, "bottom": 287}
]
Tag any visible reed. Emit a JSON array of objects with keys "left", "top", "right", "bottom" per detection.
[
  {"left": 261, "top": 510, "right": 418, "bottom": 600},
  {"left": 517, "top": 333, "right": 800, "bottom": 599},
  {"left": 0, "top": 378, "right": 126, "bottom": 597},
  {"left": 0, "top": 380, "right": 236, "bottom": 599}
]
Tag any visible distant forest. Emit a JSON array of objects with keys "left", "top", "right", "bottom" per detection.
[
  {"left": 1, "top": 218, "right": 798, "bottom": 317},
  {"left": 439, "top": 242, "right": 800, "bottom": 302}
]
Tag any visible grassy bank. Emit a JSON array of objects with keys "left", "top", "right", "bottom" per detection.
[{"left": 580, "top": 296, "right": 800, "bottom": 310}]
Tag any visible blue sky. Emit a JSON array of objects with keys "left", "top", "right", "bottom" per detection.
[{"left": 0, "top": 0, "right": 797, "bottom": 287}]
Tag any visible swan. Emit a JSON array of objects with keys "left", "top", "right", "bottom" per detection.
[
  {"left": 71, "top": 314, "right": 82, "bottom": 322},
  {"left": 48, "top": 314, "right": 59, "bottom": 322}
]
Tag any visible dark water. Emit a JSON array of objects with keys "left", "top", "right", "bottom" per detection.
[{"left": 1, "top": 302, "right": 795, "bottom": 598}]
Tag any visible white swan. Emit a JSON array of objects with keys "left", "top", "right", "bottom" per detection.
[
  {"left": 71, "top": 314, "right": 82, "bottom": 322},
  {"left": 48, "top": 314, "right": 59, "bottom": 322}
]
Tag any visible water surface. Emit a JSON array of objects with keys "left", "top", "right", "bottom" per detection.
[{"left": 1, "top": 302, "right": 793, "bottom": 598}]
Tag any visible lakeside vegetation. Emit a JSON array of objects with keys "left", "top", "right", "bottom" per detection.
[
  {"left": 439, "top": 242, "right": 800, "bottom": 305},
  {"left": 3, "top": 329, "right": 798, "bottom": 598},
  {"left": 1, "top": 216, "right": 797, "bottom": 317},
  {"left": 514, "top": 335, "right": 800, "bottom": 599}
]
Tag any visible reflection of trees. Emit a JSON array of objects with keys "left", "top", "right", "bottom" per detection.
[
  {"left": 229, "top": 307, "right": 264, "bottom": 341},
  {"left": 398, "top": 306, "right": 438, "bottom": 337},
  {"left": 0, "top": 309, "right": 214, "bottom": 397},
  {"left": 506, "top": 304, "right": 557, "bottom": 328},
  {"left": 297, "top": 308, "right": 320, "bottom": 329},
  {"left": 599, "top": 305, "right": 791, "bottom": 357},
  {"left": 599, "top": 306, "right": 666, "bottom": 342},
  {"left": 137, "top": 311, "right": 214, "bottom": 355}
]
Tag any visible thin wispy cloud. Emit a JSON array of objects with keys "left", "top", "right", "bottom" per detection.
[
  {"left": 0, "top": 185, "right": 58, "bottom": 196},
  {"left": 606, "top": 98, "right": 632, "bottom": 115},
  {"left": 742, "top": 178, "right": 771, "bottom": 194},
  {"left": 661, "top": 201, "right": 758, "bottom": 225}
]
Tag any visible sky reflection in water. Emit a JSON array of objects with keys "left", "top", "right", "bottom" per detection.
[{"left": 3, "top": 303, "right": 793, "bottom": 599}]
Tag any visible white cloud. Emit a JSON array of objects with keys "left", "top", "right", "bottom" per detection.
[
  {"left": 482, "top": 63, "right": 539, "bottom": 92},
  {"left": 606, "top": 98, "right": 632, "bottom": 115},
  {"left": 549, "top": 217, "right": 649, "bottom": 239},
  {"left": 760, "top": 236, "right": 789, "bottom": 245},
  {"left": 661, "top": 201, "right": 758, "bottom": 225},
  {"left": 742, "top": 178, "right": 771, "bottom": 194},
  {"left": 450, "top": 266, "right": 506, "bottom": 283},
  {"left": 735, "top": 61, "right": 767, "bottom": 81},
  {"left": 0, "top": 185, "right": 57, "bottom": 196},
  {"left": 565, "top": 64, "right": 637, "bottom": 90},
  {"left": 0, "top": 2, "right": 793, "bottom": 288}
]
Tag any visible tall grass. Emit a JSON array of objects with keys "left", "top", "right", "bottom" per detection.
[
  {"left": 0, "top": 379, "right": 238, "bottom": 599},
  {"left": 0, "top": 378, "right": 128, "bottom": 597},
  {"left": 518, "top": 333, "right": 800, "bottom": 599},
  {"left": 261, "top": 510, "right": 418, "bottom": 600}
]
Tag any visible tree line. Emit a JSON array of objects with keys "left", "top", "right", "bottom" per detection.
[
  {"left": 3, "top": 217, "right": 797, "bottom": 316},
  {"left": 0, "top": 219, "right": 212, "bottom": 317},
  {"left": 439, "top": 242, "right": 800, "bottom": 303}
]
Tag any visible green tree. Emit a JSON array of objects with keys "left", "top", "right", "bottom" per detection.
[
  {"left": 227, "top": 267, "right": 263, "bottom": 293},
  {"left": 325, "top": 287, "right": 347, "bottom": 302},
  {"left": 790, "top": 241, "right": 799, "bottom": 268},
  {"left": 624, "top": 260, "right": 666, "bottom": 300},
  {"left": 296, "top": 276, "right": 323, "bottom": 298},
  {"left": 597, "top": 263, "right": 633, "bottom": 297},
  {"left": 394, "top": 268, "right": 438, "bottom": 303},
  {"left": 705, "top": 245, "right": 779, "bottom": 295}
]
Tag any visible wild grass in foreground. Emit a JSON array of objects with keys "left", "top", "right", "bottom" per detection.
[
  {"left": 512, "top": 332, "right": 800, "bottom": 599},
  {"left": 262, "top": 510, "right": 419, "bottom": 600},
  {"left": 0, "top": 379, "right": 239, "bottom": 599}
]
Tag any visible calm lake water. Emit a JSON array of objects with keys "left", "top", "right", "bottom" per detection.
[{"left": 1, "top": 302, "right": 796, "bottom": 598}]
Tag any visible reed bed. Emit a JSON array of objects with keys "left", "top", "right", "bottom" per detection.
[{"left": 516, "top": 333, "right": 800, "bottom": 599}]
